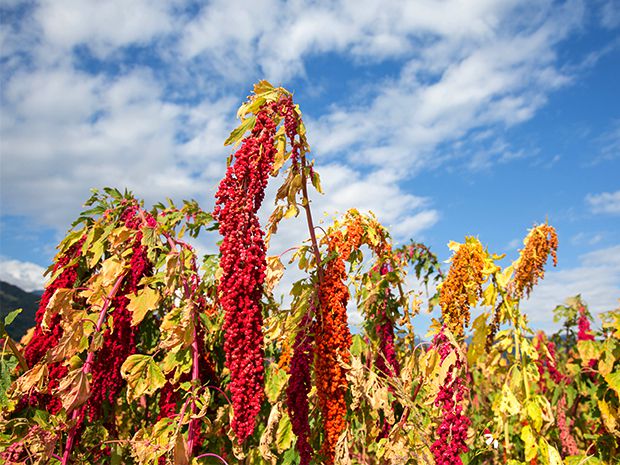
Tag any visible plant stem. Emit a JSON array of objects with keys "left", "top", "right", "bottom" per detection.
[
  {"left": 3, "top": 335, "right": 28, "bottom": 371},
  {"left": 187, "top": 304, "right": 200, "bottom": 455},
  {"left": 194, "top": 452, "right": 230, "bottom": 464},
  {"left": 299, "top": 155, "right": 323, "bottom": 284}
]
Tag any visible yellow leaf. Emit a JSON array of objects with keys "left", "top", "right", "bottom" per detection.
[
  {"left": 100, "top": 256, "right": 124, "bottom": 289},
  {"left": 598, "top": 399, "right": 618, "bottom": 435},
  {"left": 521, "top": 424, "right": 537, "bottom": 462},
  {"left": 265, "top": 256, "right": 285, "bottom": 295},
  {"left": 538, "top": 437, "right": 562, "bottom": 465},
  {"left": 43, "top": 288, "right": 75, "bottom": 329},
  {"left": 265, "top": 365, "right": 289, "bottom": 404},
  {"left": 447, "top": 240, "right": 462, "bottom": 253},
  {"left": 498, "top": 384, "right": 521, "bottom": 416},
  {"left": 161, "top": 347, "right": 192, "bottom": 382},
  {"left": 311, "top": 170, "right": 323, "bottom": 194},
  {"left": 276, "top": 410, "right": 294, "bottom": 454},
  {"left": 482, "top": 282, "right": 498, "bottom": 308},
  {"left": 496, "top": 265, "right": 514, "bottom": 290},
  {"left": 174, "top": 433, "right": 190, "bottom": 465},
  {"left": 598, "top": 347, "right": 615, "bottom": 376},
  {"left": 259, "top": 402, "right": 281, "bottom": 464},
  {"left": 467, "top": 312, "right": 489, "bottom": 365},
  {"left": 127, "top": 286, "right": 160, "bottom": 326},
  {"left": 121, "top": 354, "right": 166, "bottom": 402},
  {"left": 284, "top": 204, "right": 299, "bottom": 219},
  {"left": 526, "top": 399, "right": 543, "bottom": 432},
  {"left": 253, "top": 80, "right": 275, "bottom": 95},
  {"left": 272, "top": 147, "right": 286, "bottom": 177},
  {"left": 88, "top": 239, "right": 105, "bottom": 268},
  {"left": 160, "top": 306, "right": 194, "bottom": 350},
  {"left": 14, "top": 363, "right": 48, "bottom": 394},
  {"left": 48, "top": 320, "right": 87, "bottom": 362},
  {"left": 577, "top": 340, "right": 602, "bottom": 364},
  {"left": 56, "top": 368, "right": 91, "bottom": 413}
]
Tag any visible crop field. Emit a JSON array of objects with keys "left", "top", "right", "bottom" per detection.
[{"left": 1, "top": 82, "right": 618, "bottom": 465}]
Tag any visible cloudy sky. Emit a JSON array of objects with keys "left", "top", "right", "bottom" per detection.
[{"left": 1, "top": 0, "right": 619, "bottom": 333}]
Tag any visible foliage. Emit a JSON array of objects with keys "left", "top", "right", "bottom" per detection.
[{"left": 0, "top": 81, "right": 618, "bottom": 465}]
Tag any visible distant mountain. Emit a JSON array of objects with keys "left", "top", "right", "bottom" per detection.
[{"left": 0, "top": 280, "right": 41, "bottom": 341}]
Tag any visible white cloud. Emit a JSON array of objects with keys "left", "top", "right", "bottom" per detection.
[
  {"left": 35, "top": 0, "right": 174, "bottom": 56},
  {"left": 586, "top": 190, "right": 620, "bottom": 215},
  {"left": 309, "top": 2, "right": 579, "bottom": 175},
  {"left": 0, "top": 258, "right": 46, "bottom": 292},
  {"left": 521, "top": 244, "right": 620, "bottom": 331},
  {"left": 0, "top": 64, "right": 233, "bottom": 229}
]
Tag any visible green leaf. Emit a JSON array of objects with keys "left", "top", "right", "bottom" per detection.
[
  {"left": 265, "top": 365, "right": 289, "bottom": 404},
  {"left": 3, "top": 308, "right": 22, "bottom": 326},
  {"left": 121, "top": 354, "right": 166, "bottom": 402},
  {"left": 276, "top": 410, "right": 294, "bottom": 453},
  {"left": 311, "top": 170, "right": 323, "bottom": 194},
  {"left": 604, "top": 370, "right": 620, "bottom": 398},
  {"left": 0, "top": 356, "right": 18, "bottom": 408},
  {"left": 224, "top": 116, "right": 256, "bottom": 146}
]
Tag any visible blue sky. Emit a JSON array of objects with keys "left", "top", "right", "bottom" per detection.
[{"left": 1, "top": 0, "right": 619, "bottom": 333}]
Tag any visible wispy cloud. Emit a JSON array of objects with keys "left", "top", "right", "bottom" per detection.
[{"left": 586, "top": 190, "right": 620, "bottom": 215}]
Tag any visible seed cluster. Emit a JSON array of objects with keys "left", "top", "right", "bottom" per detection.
[
  {"left": 534, "top": 332, "right": 567, "bottom": 388},
  {"left": 577, "top": 305, "right": 594, "bottom": 341},
  {"left": 556, "top": 395, "right": 579, "bottom": 456},
  {"left": 214, "top": 104, "right": 278, "bottom": 442},
  {"left": 86, "top": 205, "right": 154, "bottom": 421},
  {"left": 23, "top": 240, "right": 83, "bottom": 413},
  {"left": 510, "top": 224, "right": 558, "bottom": 299},
  {"left": 286, "top": 313, "right": 314, "bottom": 465},
  {"left": 375, "top": 264, "right": 399, "bottom": 377},
  {"left": 439, "top": 240, "right": 486, "bottom": 338},
  {"left": 430, "top": 329, "right": 471, "bottom": 464},
  {"left": 316, "top": 233, "right": 353, "bottom": 465}
]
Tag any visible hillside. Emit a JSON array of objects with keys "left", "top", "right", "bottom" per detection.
[{"left": 0, "top": 280, "right": 40, "bottom": 340}]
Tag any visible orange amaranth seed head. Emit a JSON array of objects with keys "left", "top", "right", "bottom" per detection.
[
  {"left": 510, "top": 224, "right": 558, "bottom": 299},
  {"left": 439, "top": 238, "right": 486, "bottom": 338},
  {"left": 315, "top": 235, "right": 352, "bottom": 465}
]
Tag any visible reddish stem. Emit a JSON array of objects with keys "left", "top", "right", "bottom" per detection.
[
  {"left": 299, "top": 155, "right": 323, "bottom": 284},
  {"left": 194, "top": 452, "right": 230, "bottom": 464},
  {"left": 187, "top": 305, "right": 200, "bottom": 455}
]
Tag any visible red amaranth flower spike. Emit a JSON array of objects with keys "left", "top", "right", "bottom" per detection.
[
  {"left": 375, "top": 263, "right": 399, "bottom": 378},
  {"left": 23, "top": 239, "right": 84, "bottom": 413},
  {"left": 429, "top": 328, "right": 471, "bottom": 465},
  {"left": 214, "top": 104, "right": 278, "bottom": 442},
  {"left": 286, "top": 312, "right": 314, "bottom": 465},
  {"left": 86, "top": 207, "right": 152, "bottom": 422},
  {"left": 577, "top": 305, "right": 595, "bottom": 342},
  {"left": 534, "top": 332, "right": 568, "bottom": 389}
]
